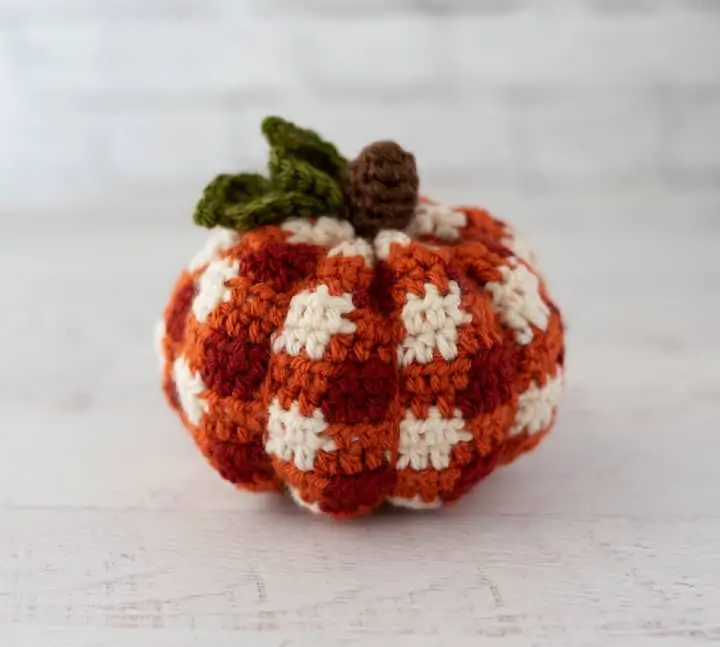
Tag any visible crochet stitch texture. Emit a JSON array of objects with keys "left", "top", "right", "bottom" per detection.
[{"left": 155, "top": 117, "right": 565, "bottom": 518}]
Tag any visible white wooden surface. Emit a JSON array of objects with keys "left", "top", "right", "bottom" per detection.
[
  {"left": 2, "top": 1, "right": 720, "bottom": 644},
  {"left": 1, "top": 188, "right": 719, "bottom": 645}
]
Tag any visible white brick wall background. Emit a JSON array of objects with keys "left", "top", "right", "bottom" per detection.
[{"left": 0, "top": 0, "right": 719, "bottom": 219}]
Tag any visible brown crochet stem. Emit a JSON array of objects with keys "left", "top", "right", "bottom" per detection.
[{"left": 343, "top": 140, "right": 419, "bottom": 238}]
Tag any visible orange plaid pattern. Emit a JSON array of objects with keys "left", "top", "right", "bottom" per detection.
[{"left": 157, "top": 200, "right": 565, "bottom": 517}]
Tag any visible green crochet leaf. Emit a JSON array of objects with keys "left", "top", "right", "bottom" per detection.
[
  {"left": 262, "top": 115, "right": 347, "bottom": 181},
  {"left": 194, "top": 173, "right": 271, "bottom": 229},
  {"left": 193, "top": 116, "right": 350, "bottom": 233},
  {"left": 224, "top": 191, "right": 330, "bottom": 231},
  {"left": 268, "top": 148, "right": 345, "bottom": 213}
]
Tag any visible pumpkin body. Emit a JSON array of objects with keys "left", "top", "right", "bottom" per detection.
[{"left": 156, "top": 200, "right": 564, "bottom": 517}]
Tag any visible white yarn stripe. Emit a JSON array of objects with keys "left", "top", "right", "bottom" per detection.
[
  {"left": 328, "top": 237, "right": 374, "bottom": 267},
  {"left": 192, "top": 257, "right": 240, "bottom": 324},
  {"left": 398, "top": 281, "right": 472, "bottom": 366},
  {"left": 188, "top": 227, "right": 240, "bottom": 272},
  {"left": 387, "top": 495, "right": 443, "bottom": 510},
  {"left": 266, "top": 399, "right": 336, "bottom": 472},
  {"left": 172, "top": 356, "right": 209, "bottom": 426},
  {"left": 288, "top": 486, "right": 322, "bottom": 514},
  {"left": 485, "top": 261, "right": 550, "bottom": 345},
  {"left": 407, "top": 203, "right": 467, "bottom": 241},
  {"left": 398, "top": 407, "right": 472, "bottom": 471},
  {"left": 502, "top": 225, "right": 540, "bottom": 272},
  {"left": 374, "top": 229, "right": 412, "bottom": 261},
  {"left": 511, "top": 371, "right": 564, "bottom": 437},
  {"left": 281, "top": 216, "right": 355, "bottom": 247},
  {"left": 273, "top": 284, "right": 356, "bottom": 360},
  {"left": 154, "top": 319, "right": 166, "bottom": 372}
]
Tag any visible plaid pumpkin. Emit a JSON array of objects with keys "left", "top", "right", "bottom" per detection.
[{"left": 155, "top": 118, "right": 565, "bottom": 518}]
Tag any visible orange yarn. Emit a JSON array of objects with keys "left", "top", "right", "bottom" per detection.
[{"left": 157, "top": 197, "right": 565, "bottom": 518}]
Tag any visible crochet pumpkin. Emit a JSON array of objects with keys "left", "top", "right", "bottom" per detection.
[{"left": 155, "top": 116, "right": 565, "bottom": 518}]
